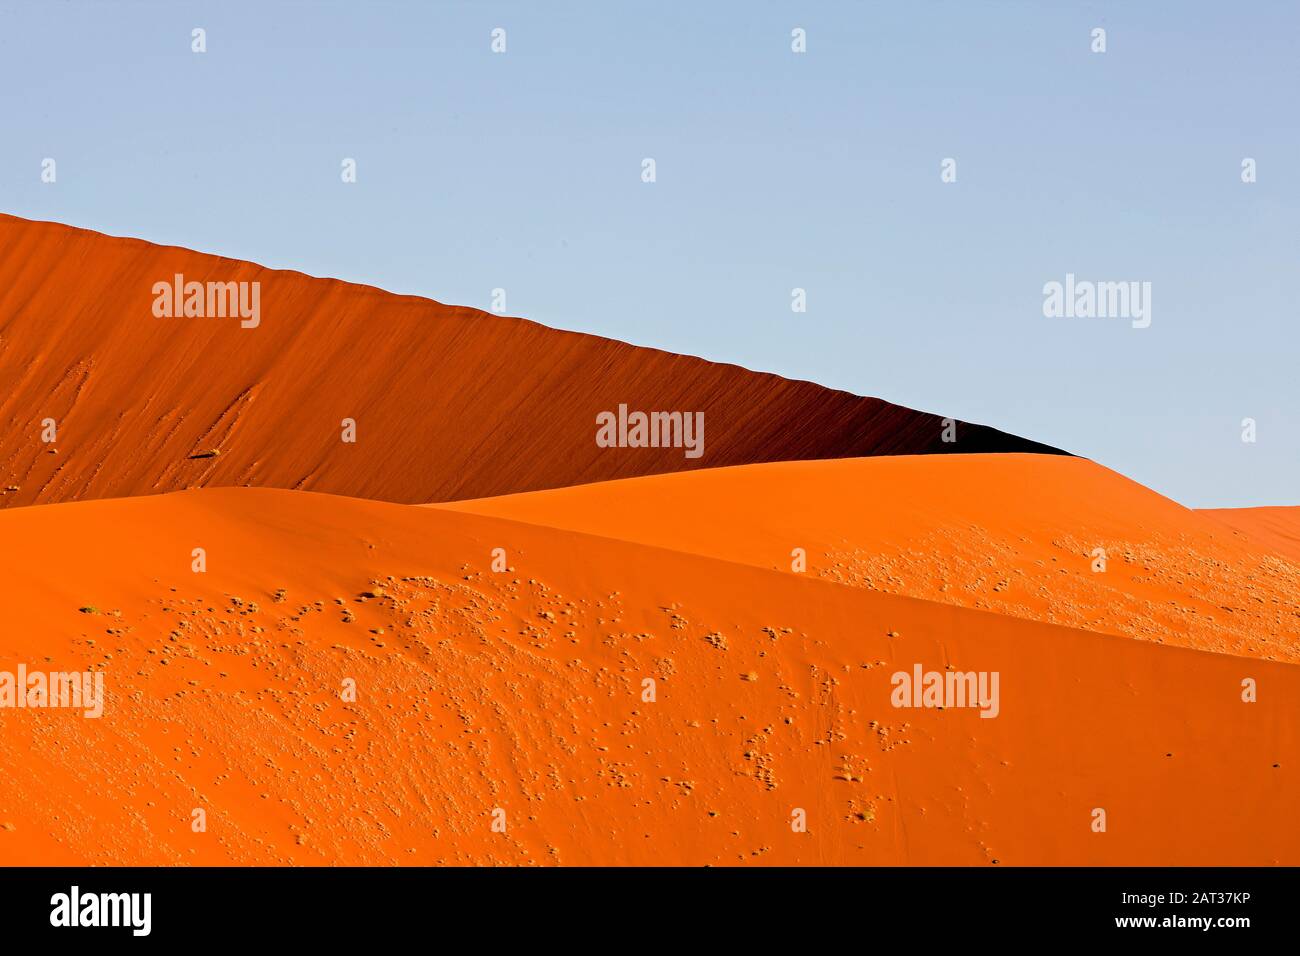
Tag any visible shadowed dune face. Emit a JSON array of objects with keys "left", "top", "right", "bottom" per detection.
[
  {"left": 0, "top": 487, "right": 1294, "bottom": 866},
  {"left": 0, "top": 214, "right": 1063, "bottom": 511},
  {"left": 437, "top": 454, "right": 1300, "bottom": 663}
]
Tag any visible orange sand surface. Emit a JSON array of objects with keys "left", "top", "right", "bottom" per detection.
[
  {"left": 439, "top": 454, "right": 1300, "bottom": 663},
  {"left": 0, "top": 213, "right": 1061, "bottom": 513},
  {"left": 0, "top": 217, "right": 1291, "bottom": 868},
  {"left": 1200, "top": 506, "right": 1300, "bottom": 564},
  {"left": 0, "top": 480, "right": 1294, "bottom": 866}
]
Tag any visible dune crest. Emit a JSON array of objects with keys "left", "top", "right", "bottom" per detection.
[
  {"left": 437, "top": 454, "right": 1300, "bottom": 662},
  {"left": 0, "top": 214, "right": 1062, "bottom": 511}
]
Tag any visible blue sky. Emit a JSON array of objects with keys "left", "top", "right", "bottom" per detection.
[{"left": 1, "top": 1, "right": 1295, "bottom": 507}]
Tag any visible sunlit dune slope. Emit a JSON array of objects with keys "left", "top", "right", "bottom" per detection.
[
  {"left": 0, "top": 487, "right": 1294, "bottom": 866},
  {"left": 1200, "top": 506, "right": 1300, "bottom": 564},
  {"left": 437, "top": 454, "right": 1300, "bottom": 662},
  {"left": 0, "top": 214, "right": 1062, "bottom": 512}
]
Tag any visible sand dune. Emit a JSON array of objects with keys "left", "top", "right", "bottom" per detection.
[
  {"left": 0, "top": 484, "right": 1294, "bottom": 866},
  {"left": 1200, "top": 506, "right": 1300, "bottom": 563},
  {"left": 0, "top": 215, "right": 1291, "bottom": 870},
  {"left": 0, "top": 214, "right": 1061, "bottom": 512},
  {"left": 438, "top": 454, "right": 1300, "bottom": 662}
]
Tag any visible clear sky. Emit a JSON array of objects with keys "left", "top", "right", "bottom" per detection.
[{"left": 1, "top": 1, "right": 1295, "bottom": 507}]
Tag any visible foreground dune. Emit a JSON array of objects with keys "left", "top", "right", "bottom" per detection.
[
  {"left": 438, "top": 454, "right": 1300, "bottom": 663},
  {"left": 0, "top": 483, "right": 1294, "bottom": 865},
  {"left": 0, "top": 213, "right": 1062, "bottom": 513}
]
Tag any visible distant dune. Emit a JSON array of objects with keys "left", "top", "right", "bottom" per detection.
[
  {"left": 438, "top": 454, "right": 1300, "bottom": 663},
  {"left": 0, "top": 214, "right": 1063, "bottom": 511},
  {"left": 0, "top": 484, "right": 1294, "bottom": 865},
  {"left": 1199, "top": 506, "right": 1300, "bottom": 564}
]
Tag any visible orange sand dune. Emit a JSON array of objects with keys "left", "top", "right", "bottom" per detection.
[
  {"left": 0, "top": 485, "right": 1295, "bottom": 866},
  {"left": 0, "top": 213, "right": 1062, "bottom": 512},
  {"left": 438, "top": 454, "right": 1300, "bottom": 662},
  {"left": 1200, "top": 506, "right": 1300, "bottom": 564}
]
